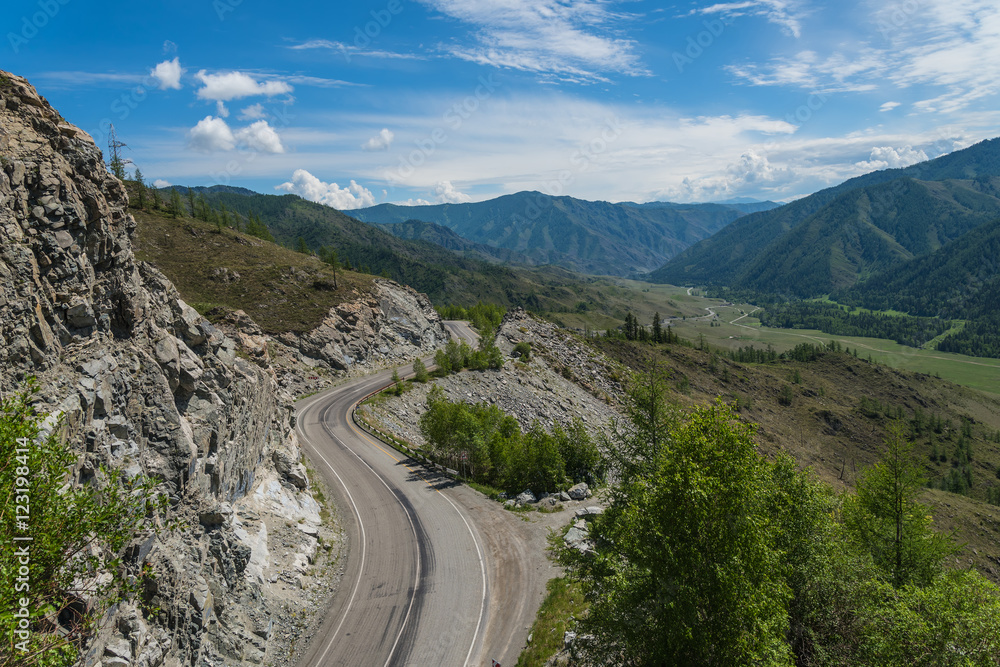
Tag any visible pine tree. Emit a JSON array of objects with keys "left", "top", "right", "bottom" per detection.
[
  {"left": 652, "top": 312, "right": 663, "bottom": 343},
  {"left": 168, "top": 188, "right": 183, "bottom": 219},
  {"left": 197, "top": 194, "right": 210, "bottom": 221},
  {"left": 319, "top": 246, "right": 339, "bottom": 289},
  {"left": 843, "top": 423, "right": 957, "bottom": 587},
  {"left": 132, "top": 167, "right": 147, "bottom": 210}
]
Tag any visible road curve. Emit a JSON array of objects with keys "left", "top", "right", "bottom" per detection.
[{"left": 294, "top": 321, "right": 543, "bottom": 666}]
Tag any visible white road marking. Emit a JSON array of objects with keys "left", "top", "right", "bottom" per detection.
[{"left": 296, "top": 399, "right": 368, "bottom": 666}]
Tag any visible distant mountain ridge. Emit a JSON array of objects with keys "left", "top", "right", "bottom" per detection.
[
  {"left": 352, "top": 192, "right": 778, "bottom": 276},
  {"left": 620, "top": 199, "right": 779, "bottom": 214},
  {"left": 651, "top": 138, "right": 1000, "bottom": 294},
  {"left": 378, "top": 218, "right": 533, "bottom": 265},
  {"left": 838, "top": 215, "right": 1000, "bottom": 318}
]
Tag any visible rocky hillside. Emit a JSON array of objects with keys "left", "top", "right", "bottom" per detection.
[
  {"left": 0, "top": 70, "right": 440, "bottom": 666},
  {"left": 364, "top": 308, "right": 625, "bottom": 462}
]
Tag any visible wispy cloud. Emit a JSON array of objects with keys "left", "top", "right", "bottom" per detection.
[
  {"left": 289, "top": 39, "right": 425, "bottom": 60},
  {"left": 140, "top": 91, "right": 999, "bottom": 206},
  {"left": 420, "top": 0, "right": 648, "bottom": 81},
  {"left": 34, "top": 71, "right": 147, "bottom": 88},
  {"left": 690, "top": 0, "right": 809, "bottom": 38},
  {"left": 727, "top": 0, "right": 1000, "bottom": 113},
  {"left": 283, "top": 74, "right": 367, "bottom": 88},
  {"left": 728, "top": 49, "right": 882, "bottom": 93}
]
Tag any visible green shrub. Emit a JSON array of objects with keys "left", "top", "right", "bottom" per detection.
[{"left": 1, "top": 382, "right": 167, "bottom": 666}]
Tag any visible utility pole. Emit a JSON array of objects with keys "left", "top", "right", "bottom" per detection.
[{"left": 107, "top": 124, "right": 131, "bottom": 181}]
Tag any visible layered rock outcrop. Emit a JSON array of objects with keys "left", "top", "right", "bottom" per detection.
[
  {"left": 0, "top": 70, "right": 414, "bottom": 666},
  {"left": 277, "top": 279, "right": 444, "bottom": 370}
]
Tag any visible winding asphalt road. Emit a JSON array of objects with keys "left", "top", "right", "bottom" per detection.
[{"left": 294, "top": 321, "right": 548, "bottom": 666}]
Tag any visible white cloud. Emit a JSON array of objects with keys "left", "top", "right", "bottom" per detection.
[
  {"left": 362, "top": 128, "right": 395, "bottom": 151},
  {"left": 889, "top": 0, "right": 1000, "bottom": 113},
  {"left": 421, "top": 0, "right": 647, "bottom": 81},
  {"left": 150, "top": 57, "right": 183, "bottom": 90},
  {"left": 194, "top": 70, "right": 293, "bottom": 102},
  {"left": 854, "top": 145, "right": 928, "bottom": 171},
  {"left": 188, "top": 116, "right": 236, "bottom": 152},
  {"left": 396, "top": 198, "right": 435, "bottom": 206},
  {"left": 35, "top": 71, "right": 147, "bottom": 88},
  {"left": 283, "top": 74, "right": 366, "bottom": 88},
  {"left": 879, "top": 101, "right": 901, "bottom": 112},
  {"left": 152, "top": 179, "right": 171, "bottom": 188},
  {"left": 289, "top": 39, "right": 424, "bottom": 60},
  {"left": 239, "top": 103, "right": 268, "bottom": 120},
  {"left": 275, "top": 169, "right": 377, "bottom": 210},
  {"left": 692, "top": 0, "right": 808, "bottom": 38},
  {"left": 187, "top": 117, "right": 285, "bottom": 153},
  {"left": 728, "top": 49, "right": 883, "bottom": 93},
  {"left": 727, "top": 0, "right": 1000, "bottom": 113},
  {"left": 435, "top": 180, "right": 472, "bottom": 203},
  {"left": 148, "top": 87, "right": 995, "bottom": 207},
  {"left": 235, "top": 120, "right": 286, "bottom": 154},
  {"left": 668, "top": 149, "right": 794, "bottom": 201}
]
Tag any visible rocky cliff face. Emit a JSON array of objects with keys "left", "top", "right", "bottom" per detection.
[
  {"left": 268, "top": 279, "right": 444, "bottom": 393},
  {"left": 0, "top": 70, "right": 438, "bottom": 666}
]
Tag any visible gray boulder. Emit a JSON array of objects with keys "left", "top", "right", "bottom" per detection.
[
  {"left": 515, "top": 489, "right": 537, "bottom": 505},
  {"left": 567, "top": 482, "right": 590, "bottom": 500}
]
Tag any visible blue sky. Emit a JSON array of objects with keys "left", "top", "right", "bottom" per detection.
[{"left": 4, "top": 0, "right": 999, "bottom": 208}]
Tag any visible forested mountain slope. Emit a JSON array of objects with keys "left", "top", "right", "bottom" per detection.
[
  {"left": 652, "top": 138, "right": 1000, "bottom": 291},
  {"left": 353, "top": 192, "right": 763, "bottom": 276}
]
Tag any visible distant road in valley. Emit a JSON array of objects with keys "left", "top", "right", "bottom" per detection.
[{"left": 295, "top": 321, "right": 553, "bottom": 666}]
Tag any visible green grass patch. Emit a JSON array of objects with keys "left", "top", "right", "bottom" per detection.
[
  {"left": 667, "top": 296, "right": 1000, "bottom": 396},
  {"left": 467, "top": 480, "right": 505, "bottom": 499},
  {"left": 516, "top": 577, "right": 587, "bottom": 667},
  {"left": 133, "top": 210, "right": 374, "bottom": 334}
]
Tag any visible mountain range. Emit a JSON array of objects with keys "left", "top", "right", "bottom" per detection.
[
  {"left": 351, "top": 192, "right": 778, "bottom": 276},
  {"left": 650, "top": 138, "right": 1000, "bottom": 296}
]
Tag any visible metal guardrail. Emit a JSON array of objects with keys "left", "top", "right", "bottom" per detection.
[{"left": 352, "top": 382, "right": 460, "bottom": 479}]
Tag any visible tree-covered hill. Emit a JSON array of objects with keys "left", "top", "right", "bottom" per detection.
[
  {"left": 732, "top": 177, "right": 1000, "bottom": 296},
  {"left": 651, "top": 138, "right": 1000, "bottom": 291},
  {"left": 352, "top": 192, "right": 766, "bottom": 276},
  {"left": 377, "top": 218, "right": 532, "bottom": 265},
  {"left": 834, "top": 216, "right": 1000, "bottom": 358}
]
